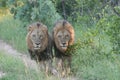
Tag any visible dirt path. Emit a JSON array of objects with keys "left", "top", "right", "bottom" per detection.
[
  {"left": 0, "top": 39, "right": 77, "bottom": 80},
  {"left": 0, "top": 40, "right": 38, "bottom": 69},
  {"left": 0, "top": 40, "right": 39, "bottom": 78}
]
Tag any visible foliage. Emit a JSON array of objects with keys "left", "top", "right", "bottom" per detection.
[
  {"left": 0, "top": 0, "right": 120, "bottom": 80},
  {"left": 0, "top": 15, "right": 27, "bottom": 53},
  {"left": 97, "top": 15, "right": 120, "bottom": 54},
  {"left": 71, "top": 23, "right": 120, "bottom": 80},
  {"left": 52, "top": 0, "right": 103, "bottom": 20},
  {"left": 7, "top": 0, "right": 61, "bottom": 28},
  {"left": 52, "top": 0, "right": 77, "bottom": 19},
  {"left": 107, "top": 16, "right": 120, "bottom": 54},
  {"left": 52, "top": 0, "right": 120, "bottom": 24},
  {"left": 0, "top": 0, "right": 9, "bottom": 15},
  {"left": 0, "top": 51, "right": 45, "bottom": 80},
  {"left": 74, "top": 58, "right": 120, "bottom": 80}
]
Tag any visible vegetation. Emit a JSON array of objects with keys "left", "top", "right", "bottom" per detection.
[
  {"left": 8, "top": 0, "right": 61, "bottom": 29},
  {"left": 0, "top": 0, "right": 120, "bottom": 80},
  {"left": 0, "top": 15, "right": 27, "bottom": 53},
  {"left": 0, "top": 51, "right": 45, "bottom": 80},
  {"left": 71, "top": 23, "right": 120, "bottom": 79}
]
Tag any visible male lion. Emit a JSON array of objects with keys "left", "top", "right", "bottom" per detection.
[
  {"left": 52, "top": 20, "right": 74, "bottom": 77},
  {"left": 26, "top": 22, "right": 53, "bottom": 76}
]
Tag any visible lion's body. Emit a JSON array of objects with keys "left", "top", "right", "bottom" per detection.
[
  {"left": 26, "top": 22, "right": 53, "bottom": 61},
  {"left": 52, "top": 20, "right": 75, "bottom": 76},
  {"left": 27, "top": 34, "right": 53, "bottom": 61},
  {"left": 26, "top": 22, "right": 53, "bottom": 76}
]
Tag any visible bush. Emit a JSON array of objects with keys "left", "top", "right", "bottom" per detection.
[
  {"left": 70, "top": 22, "right": 120, "bottom": 80},
  {"left": 8, "top": 0, "right": 61, "bottom": 29},
  {"left": 97, "top": 15, "right": 120, "bottom": 54}
]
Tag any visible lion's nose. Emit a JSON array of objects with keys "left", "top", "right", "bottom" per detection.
[
  {"left": 62, "top": 42, "right": 66, "bottom": 45},
  {"left": 35, "top": 43, "right": 40, "bottom": 45}
]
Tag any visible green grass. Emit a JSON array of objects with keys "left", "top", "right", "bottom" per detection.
[
  {"left": 71, "top": 22, "right": 120, "bottom": 80},
  {"left": 75, "top": 59, "right": 120, "bottom": 80},
  {"left": 0, "top": 51, "right": 64, "bottom": 80},
  {"left": 0, "top": 51, "right": 45, "bottom": 80},
  {"left": 72, "top": 47, "right": 120, "bottom": 80},
  {"left": 0, "top": 15, "right": 27, "bottom": 53},
  {"left": 1, "top": 15, "right": 120, "bottom": 80}
]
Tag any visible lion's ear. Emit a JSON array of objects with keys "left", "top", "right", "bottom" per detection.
[{"left": 27, "top": 25, "right": 32, "bottom": 32}]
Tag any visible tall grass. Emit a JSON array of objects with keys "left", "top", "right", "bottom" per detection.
[
  {"left": 0, "top": 15, "right": 27, "bottom": 53},
  {"left": 71, "top": 23, "right": 120, "bottom": 80},
  {"left": 0, "top": 51, "right": 67, "bottom": 80},
  {"left": 1, "top": 14, "right": 120, "bottom": 80},
  {"left": 0, "top": 51, "right": 45, "bottom": 80}
]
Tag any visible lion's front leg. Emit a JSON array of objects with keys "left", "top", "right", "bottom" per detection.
[
  {"left": 45, "top": 60, "right": 51, "bottom": 77},
  {"left": 55, "top": 58, "right": 62, "bottom": 76},
  {"left": 66, "top": 56, "right": 72, "bottom": 76},
  {"left": 55, "top": 58, "right": 66, "bottom": 77},
  {"left": 61, "top": 56, "right": 72, "bottom": 77}
]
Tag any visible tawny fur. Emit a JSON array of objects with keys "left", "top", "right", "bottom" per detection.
[
  {"left": 52, "top": 20, "right": 75, "bottom": 77},
  {"left": 26, "top": 22, "right": 53, "bottom": 76},
  {"left": 53, "top": 20, "right": 74, "bottom": 53},
  {"left": 26, "top": 22, "right": 48, "bottom": 53}
]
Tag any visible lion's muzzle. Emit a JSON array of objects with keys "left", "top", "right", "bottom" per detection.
[{"left": 33, "top": 42, "right": 41, "bottom": 50}]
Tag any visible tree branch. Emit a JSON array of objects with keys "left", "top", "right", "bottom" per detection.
[{"left": 61, "top": 0, "right": 67, "bottom": 20}]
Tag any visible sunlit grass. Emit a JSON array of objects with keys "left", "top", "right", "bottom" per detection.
[
  {"left": 71, "top": 23, "right": 120, "bottom": 80},
  {"left": 0, "top": 51, "right": 66, "bottom": 80},
  {"left": 0, "top": 15, "right": 120, "bottom": 80},
  {"left": 0, "top": 15, "right": 27, "bottom": 53},
  {"left": 0, "top": 51, "right": 45, "bottom": 80},
  {"left": 73, "top": 57, "right": 120, "bottom": 80}
]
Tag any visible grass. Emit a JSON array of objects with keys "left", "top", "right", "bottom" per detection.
[
  {"left": 0, "top": 51, "right": 45, "bottom": 80},
  {"left": 0, "top": 15, "right": 120, "bottom": 80},
  {"left": 0, "top": 15, "right": 27, "bottom": 53},
  {"left": 0, "top": 51, "right": 66, "bottom": 80},
  {"left": 71, "top": 21, "right": 120, "bottom": 80},
  {"left": 72, "top": 46, "right": 120, "bottom": 80},
  {"left": 76, "top": 59, "right": 120, "bottom": 80}
]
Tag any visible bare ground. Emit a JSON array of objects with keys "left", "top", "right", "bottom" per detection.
[
  {"left": 0, "top": 39, "right": 77, "bottom": 80},
  {"left": 0, "top": 40, "right": 39, "bottom": 78},
  {"left": 0, "top": 40, "right": 38, "bottom": 70}
]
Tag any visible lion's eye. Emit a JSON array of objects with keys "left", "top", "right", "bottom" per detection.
[
  {"left": 65, "top": 35, "right": 69, "bottom": 38},
  {"left": 58, "top": 35, "right": 61, "bottom": 38},
  {"left": 32, "top": 34, "right": 36, "bottom": 37}
]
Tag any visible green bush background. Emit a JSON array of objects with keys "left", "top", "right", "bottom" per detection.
[{"left": 0, "top": 0, "right": 120, "bottom": 80}]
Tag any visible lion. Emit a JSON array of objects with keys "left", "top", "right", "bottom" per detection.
[
  {"left": 52, "top": 20, "right": 75, "bottom": 77},
  {"left": 26, "top": 22, "right": 53, "bottom": 76}
]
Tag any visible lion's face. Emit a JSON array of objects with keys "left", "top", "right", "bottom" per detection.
[
  {"left": 56, "top": 30, "right": 70, "bottom": 51},
  {"left": 53, "top": 20, "right": 74, "bottom": 53},
  {"left": 30, "top": 28, "right": 45, "bottom": 50},
  {"left": 26, "top": 22, "right": 48, "bottom": 52}
]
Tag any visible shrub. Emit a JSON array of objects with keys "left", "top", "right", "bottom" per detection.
[{"left": 8, "top": 0, "right": 61, "bottom": 29}]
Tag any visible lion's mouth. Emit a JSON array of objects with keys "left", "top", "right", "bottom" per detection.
[
  {"left": 34, "top": 47, "right": 40, "bottom": 50},
  {"left": 61, "top": 46, "right": 67, "bottom": 49},
  {"left": 34, "top": 45, "right": 41, "bottom": 50}
]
